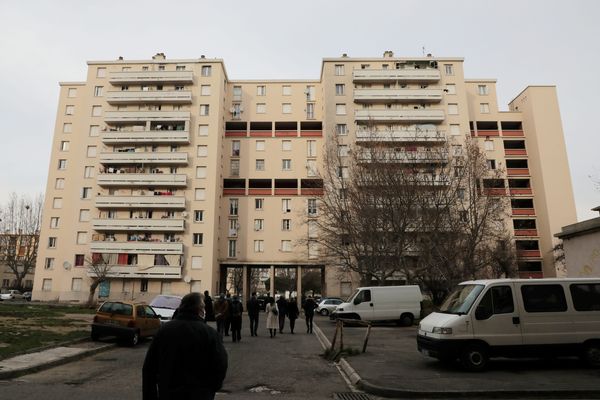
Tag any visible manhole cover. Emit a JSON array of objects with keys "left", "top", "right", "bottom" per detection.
[{"left": 333, "top": 393, "right": 371, "bottom": 400}]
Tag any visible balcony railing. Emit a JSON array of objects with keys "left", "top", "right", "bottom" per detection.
[
  {"left": 99, "top": 152, "right": 188, "bottom": 165},
  {"left": 353, "top": 88, "right": 443, "bottom": 103},
  {"left": 89, "top": 265, "right": 183, "bottom": 279},
  {"left": 356, "top": 127, "right": 445, "bottom": 143},
  {"left": 92, "top": 218, "right": 185, "bottom": 232},
  {"left": 90, "top": 241, "right": 183, "bottom": 254},
  {"left": 358, "top": 150, "right": 448, "bottom": 163},
  {"left": 109, "top": 71, "right": 193, "bottom": 84},
  {"left": 104, "top": 111, "right": 190, "bottom": 123},
  {"left": 353, "top": 68, "right": 441, "bottom": 83},
  {"left": 102, "top": 129, "right": 190, "bottom": 144},
  {"left": 95, "top": 195, "right": 185, "bottom": 209},
  {"left": 97, "top": 173, "right": 187, "bottom": 187},
  {"left": 355, "top": 109, "right": 445, "bottom": 123},
  {"left": 106, "top": 90, "right": 192, "bottom": 104}
]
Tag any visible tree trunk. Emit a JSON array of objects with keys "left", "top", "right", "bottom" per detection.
[{"left": 87, "top": 280, "right": 100, "bottom": 308}]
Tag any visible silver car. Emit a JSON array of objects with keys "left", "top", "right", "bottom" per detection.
[
  {"left": 0, "top": 290, "right": 24, "bottom": 300},
  {"left": 316, "top": 298, "right": 343, "bottom": 316}
]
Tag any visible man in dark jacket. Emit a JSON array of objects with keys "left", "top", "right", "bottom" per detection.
[
  {"left": 276, "top": 295, "right": 288, "bottom": 333},
  {"left": 302, "top": 296, "right": 317, "bottom": 334},
  {"left": 143, "top": 292, "right": 228, "bottom": 400},
  {"left": 246, "top": 292, "right": 260, "bottom": 336},
  {"left": 230, "top": 295, "right": 243, "bottom": 342}
]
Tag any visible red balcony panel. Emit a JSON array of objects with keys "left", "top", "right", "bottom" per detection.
[
  {"left": 510, "top": 188, "right": 533, "bottom": 195},
  {"left": 483, "top": 188, "right": 507, "bottom": 196},
  {"left": 225, "top": 131, "right": 247, "bottom": 137},
  {"left": 300, "top": 188, "right": 324, "bottom": 196},
  {"left": 274, "top": 188, "right": 298, "bottom": 195},
  {"left": 503, "top": 130, "right": 524, "bottom": 137},
  {"left": 477, "top": 130, "right": 500, "bottom": 137},
  {"left": 248, "top": 189, "right": 272, "bottom": 195},
  {"left": 300, "top": 131, "right": 323, "bottom": 137},
  {"left": 517, "top": 250, "right": 541, "bottom": 258},
  {"left": 275, "top": 131, "right": 298, "bottom": 137},
  {"left": 507, "top": 168, "right": 530, "bottom": 176},
  {"left": 514, "top": 229, "right": 538, "bottom": 237},
  {"left": 470, "top": 130, "right": 476, "bottom": 137},
  {"left": 512, "top": 208, "right": 535, "bottom": 216},
  {"left": 519, "top": 271, "right": 543, "bottom": 279},
  {"left": 223, "top": 189, "right": 246, "bottom": 195},
  {"left": 505, "top": 149, "right": 528, "bottom": 156},
  {"left": 249, "top": 131, "right": 272, "bottom": 137}
]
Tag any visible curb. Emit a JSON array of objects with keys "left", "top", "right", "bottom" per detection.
[
  {"left": 0, "top": 342, "right": 115, "bottom": 380},
  {"left": 0, "top": 336, "right": 90, "bottom": 362}
]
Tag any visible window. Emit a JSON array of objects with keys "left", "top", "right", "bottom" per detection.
[
  {"left": 282, "top": 159, "right": 292, "bottom": 170},
  {"left": 335, "top": 84, "right": 345, "bottom": 95},
  {"left": 336, "top": 124, "right": 348, "bottom": 136},
  {"left": 281, "top": 240, "right": 292, "bottom": 252},
  {"left": 282, "top": 198, "right": 291, "bottom": 213},
  {"left": 67, "top": 88, "right": 77, "bottom": 98},
  {"left": 197, "top": 145, "right": 208, "bottom": 157},
  {"left": 58, "top": 159, "right": 67, "bottom": 170},
  {"left": 336, "top": 104, "right": 346, "bottom": 115},
  {"left": 76, "top": 231, "right": 87, "bottom": 245},
  {"left": 86, "top": 146, "right": 97, "bottom": 157},
  {"left": 196, "top": 166, "right": 207, "bottom": 178},
  {"left": 121, "top": 85, "right": 129, "bottom": 91},
  {"left": 254, "top": 219, "right": 264, "bottom": 231},
  {"left": 50, "top": 217, "right": 59, "bottom": 229},
  {"left": 71, "top": 278, "right": 82, "bottom": 292},
  {"left": 65, "top": 105, "right": 75, "bottom": 115},
  {"left": 308, "top": 199, "right": 317, "bottom": 216},
  {"left": 228, "top": 240, "right": 237, "bottom": 258},
  {"left": 338, "top": 145, "right": 349, "bottom": 157},
  {"left": 194, "top": 210, "right": 204, "bottom": 222},
  {"left": 255, "top": 140, "right": 265, "bottom": 151},
  {"left": 42, "top": 278, "right": 53, "bottom": 291},
  {"left": 200, "top": 104, "right": 210, "bottom": 116},
  {"left": 44, "top": 258, "right": 54, "bottom": 270},
  {"left": 307, "top": 160, "right": 317, "bottom": 177},
  {"left": 196, "top": 125, "right": 208, "bottom": 138},
  {"left": 335, "top": 64, "right": 345, "bottom": 76},
  {"left": 257, "top": 85, "right": 266, "bottom": 96},
  {"left": 307, "top": 140, "right": 317, "bottom": 157},
  {"left": 48, "top": 237, "right": 57, "bottom": 248},
  {"left": 176, "top": 65, "right": 186, "bottom": 71},
  {"left": 255, "top": 159, "right": 265, "bottom": 171},
  {"left": 480, "top": 103, "right": 490, "bottom": 114},
  {"left": 448, "top": 103, "right": 458, "bottom": 115},
  {"left": 570, "top": 284, "right": 600, "bottom": 311},
  {"left": 308, "top": 220, "right": 317, "bottom": 238},
  {"left": 229, "top": 199, "right": 239, "bottom": 215},
  {"left": 478, "top": 85, "right": 489, "bottom": 95},
  {"left": 232, "top": 86, "right": 242, "bottom": 99},
  {"left": 201, "top": 65, "right": 211, "bottom": 76},
  {"left": 282, "top": 219, "right": 291, "bottom": 231},
  {"left": 60, "top": 141, "right": 70, "bottom": 151},
  {"left": 79, "top": 209, "right": 90, "bottom": 222},
  {"left": 256, "top": 103, "right": 266, "bottom": 113},
  {"left": 475, "top": 286, "right": 514, "bottom": 319},
  {"left": 63, "top": 123, "right": 72, "bottom": 133},
  {"left": 254, "top": 240, "right": 264, "bottom": 253},
  {"left": 200, "top": 85, "right": 211, "bottom": 96},
  {"left": 487, "top": 159, "right": 497, "bottom": 170},
  {"left": 338, "top": 166, "right": 349, "bottom": 178},
  {"left": 92, "top": 106, "right": 102, "bottom": 116},
  {"left": 89, "top": 125, "right": 100, "bottom": 137},
  {"left": 445, "top": 84, "right": 456, "bottom": 95},
  {"left": 306, "top": 103, "right": 315, "bottom": 119},
  {"left": 193, "top": 233, "right": 204, "bottom": 245},
  {"left": 195, "top": 188, "right": 206, "bottom": 201},
  {"left": 450, "top": 124, "right": 460, "bottom": 136},
  {"left": 82, "top": 187, "right": 91, "bottom": 199},
  {"left": 282, "top": 140, "right": 292, "bottom": 151},
  {"left": 308, "top": 241, "right": 318, "bottom": 258},
  {"left": 55, "top": 178, "right": 65, "bottom": 189},
  {"left": 96, "top": 67, "right": 106, "bottom": 78},
  {"left": 75, "top": 254, "right": 85, "bottom": 267},
  {"left": 521, "top": 285, "right": 567, "bottom": 313},
  {"left": 50, "top": 196, "right": 60, "bottom": 209},
  {"left": 484, "top": 140, "right": 494, "bottom": 151},
  {"left": 94, "top": 86, "right": 103, "bottom": 96},
  {"left": 255, "top": 198, "right": 264, "bottom": 210},
  {"left": 282, "top": 85, "right": 291, "bottom": 96},
  {"left": 282, "top": 103, "right": 292, "bottom": 114},
  {"left": 452, "top": 145, "right": 463, "bottom": 156},
  {"left": 444, "top": 64, "right": 454, "bottom": 75},
  {"left": 140, "top": 279, "right": 149, "bottom": 292},
  {"left": 306, "top": 85, "right": 316, "bottom": 101},
  {"left": 84, "top": 166, "right": 94, "bottom": 178}
]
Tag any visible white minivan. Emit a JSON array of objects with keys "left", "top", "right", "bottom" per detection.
[
  {"left": 333, "top": 285, "right": 422, "bottom": 326},
  {"left": 418, "top": 278, "right": 600, "bottom": 371}
]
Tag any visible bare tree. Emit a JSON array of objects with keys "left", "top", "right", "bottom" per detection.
[
  {"left": 0, "top": 193, "right": 43, "bottom": 290},
  {"left": 86, "top": 254, "right": 113, "bottom": 307}
]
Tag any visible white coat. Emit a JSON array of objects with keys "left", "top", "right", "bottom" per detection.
[{"left": 265, "top": 303, "right": 279, "bottom": 330}]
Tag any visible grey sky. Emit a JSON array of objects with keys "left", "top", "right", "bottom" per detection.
[{"left": 0, "top": 0, "right": 598, "bottom": 221}]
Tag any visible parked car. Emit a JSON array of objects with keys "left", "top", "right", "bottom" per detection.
[
  {"left": 91, "top": 301, "right": 161, "bottom": 346},
  {"left": 316, "top": 298, "right": 344, "bottom": 316},
  {"left": 22, "top": 291, "right": 32, "bottom": 301},
  {"left": 149, "top": 295, "right": 182, "bottom": 321},
  {"left": 0, "top": 290, "right": 24, "bottom": 301},
  {"left": 418, "top": 278, "right": 600, "bottom": 371}
]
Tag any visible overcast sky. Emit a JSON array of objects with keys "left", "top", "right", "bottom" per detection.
[{"left": 0, "top": 0, "right": 598, "bottom": 221}]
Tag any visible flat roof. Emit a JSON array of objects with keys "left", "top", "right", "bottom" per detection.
[{"left": 555, "top": 216, "right": 600, "bottom": 239}]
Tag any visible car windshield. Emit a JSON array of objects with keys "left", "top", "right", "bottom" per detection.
[
  {"left": 150, "top": 295, "right": 182, "bottom": 310},
  {"left": 345, "top": 290, "right": 359, "bottom": 303},
  {"left": 439, "top": 284, "right": 485, "bottom": 315},
  {"left": 99, "top": 302, "right": 133, "bottom": 316}
]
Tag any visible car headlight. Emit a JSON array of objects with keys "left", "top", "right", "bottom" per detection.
[{"left": 432, "top": 327, "right": 453, "bottom": 334}]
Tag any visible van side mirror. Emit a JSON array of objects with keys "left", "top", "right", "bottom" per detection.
[
  {"left": 353, "top": 297, "right": 361, "bottom": 305},
  {"left": 475, "top": 305, "right": 492, "bottom": 320}
]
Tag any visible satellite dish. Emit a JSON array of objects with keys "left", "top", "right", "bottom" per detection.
[
  {"left": 184, "top": 275, "right": 191, "bottom": 283},
  {"left": 63, "top": 261, "right": 72, "bottom": 270}
]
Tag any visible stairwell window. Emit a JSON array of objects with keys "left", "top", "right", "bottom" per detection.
[
  {"left": 257, "top": 85, "right": 266, "bottom": 96},
  {"left": 63, "top": 123, "right": 72, "bottom": 133},
  {"left": 444, "top": 64, "right": 454, "bottom": 76},
  {"left": 282, "top": 199, "right": 291, "bottom": 213},
  {"left": 55, "top": 178, "right": 65, "bottom": 189},
  {"left": 94, "top": 86, "right": 103, "bottom": 97},
  {"left": 335, "top": 84, "right": 345, "bottom": 96},
  {"left": 307, "top": 140, "right": 317, "bottom": 157},
  {"left": 448, "top": 103, "right": 458, "bottom": 115},
  {"left": 50, "top": 217, "right": 59, "bottom": 229},
  {"left": 200, "top": 104, "right": 210, "bottom": 116},
  {"left": 201, "top": 66, "right": 211, "bottom": 77},
  {"left": 308, "top": 199, "right": 318, "bottom": 216},
  {"left": 58, "top": 159, "right": 67, "bottom": 170},
  {"left": 256, "top": 159, "right": 265, "bottom": 171},
  {"left": 282, "top": 219, "right": 291, "bottom": 231},
  {"left": 336, "top": 124, "right": 348, "bottom": 136},
  {"left": 480, "top": 103, "right": 490, "bottom": 114},
  {"left": 256, "top": 103, "right": 266, "bottom": 114},
  {"left": 194, "top": 210, "right": 204, "bottom": 222},
  {"left": 96, "top": 67, "right": 106, "bottom": 78},
  {"left": 254, "top": 219, "right": 264, "bottom": 231},
  {"left": 92, "top": 106, "right": 102, "bottom": 117},
  {"left": 336, "top": 104, "right": 346, "bottom": 115},
  {"left": 48, "top": 237, "right": 57, "bottom": 248},
  {"left": 445, "top": 84, "right": 456, "bottom": 95},
  {"left": 256, "top": 140, "right": 265, "bottom": 151},
  {"left": 193, "top": 233, "right": 204, "bottom": 246},
  {"left": 198, "top": 125, "right": 209, "bottom": 136},
  {"left": 228, "top": 240, "right": 237, "bottom": 258},
  {"left": 201, "top": 85, "right": 211, "bottom": 96},
  {"left": 229, "top": 199, "right": 239, "bottom": 216},
  {"left": 282, "top": 159, "right": 292, "bottom": 171},
  {"left": 60, "top": 141, "right": 70, "bottom": 151},
  {"left": 478, "top": 85, "right": 489, "bottom": 95},
  {"left": 65, "top": 105, "right": 75, "bottom": 115},
  {"left": 281, "top": 240, "right": 292, "bottom": 252},
  {"left": 254, "top": 240, "right": 264, "bottom": 253},
  {"left": 450, "top": 124, "right": 460, "bottom": 136},
  {"left": 335, "top": 64, "right": 345, "bottom": 76}
]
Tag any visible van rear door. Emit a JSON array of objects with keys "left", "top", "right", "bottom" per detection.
[{"left": 471, "top": 283, "right": 523, "bottom": 346}]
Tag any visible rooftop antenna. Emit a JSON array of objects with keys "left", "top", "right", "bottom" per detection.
[{"left": 422, "top": 46, "right": 426, "bottom": 56}]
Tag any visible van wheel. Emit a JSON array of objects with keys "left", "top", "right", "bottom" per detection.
[
  {"left": 460, "top": 343, "right": 489, "bottom": 372},
  {"left": 320, "top": 309, "right": 329, "bottom": 316},
  {"left": 129, "top": 331, "right": 140, "bottom": 347},
  {"left": 582, "top": 342, "right": 600, "bottom": 368},
  {"left": 398, "top": 313, "right": 414, "bottom": 327}
]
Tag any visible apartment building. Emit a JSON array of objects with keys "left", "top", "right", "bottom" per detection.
[{"left": 32, "top": 52, "right": 576, "bottom": 303}]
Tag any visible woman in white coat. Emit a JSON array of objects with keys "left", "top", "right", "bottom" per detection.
[{"left": 265, "top": 298, "right": 279, "bottom": 338}]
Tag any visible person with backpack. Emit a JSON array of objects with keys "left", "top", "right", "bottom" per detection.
[
  {"left": 265, "top": 298, "right": 279, "bottom": 338},
  {"left": 246, "top": 292, "right": 260, "bottom": 337},
  {"left": 230, "top": 295, "right": 243, "bottom": 343}
]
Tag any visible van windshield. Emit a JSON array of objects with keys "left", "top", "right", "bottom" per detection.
[
  {"left": 439, "top": 284, "right": 484, "bottom": 315},
  {"left": 346, "top": 289, "right": 359, "bottom": 303}
]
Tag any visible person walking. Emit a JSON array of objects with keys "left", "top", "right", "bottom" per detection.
[
  {"left": 214, "top": 294, "right": 229, "bottom": 337},
  {"left": 276, "top": 295, "right": 287, "bottom": 333},
  {"left": 204, "top": 290, "right": 214, "bottom": 322},
  {"left": 303, "top": 295, "right": 317, "bottom": 334},
  {"left": 287, "top": 297, "right": 300, "bottom": 334},
  {"left": 265, "top": 298, "right": 279, "bottom": 338},
  {"left": 247, "top": 292, "right": 260, "bottom": 337},
  {"left": 224, "top": 292, "right": 232, "bottom": 336},
  {"left": 142, "top": 292, "right": 228, "bottom": 400},
  {"left": 230, "top": 295, "right": 243, "bottom": 343}
]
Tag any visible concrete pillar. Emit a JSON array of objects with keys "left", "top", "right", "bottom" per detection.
[
  {"left": 296, "top": 265, "right": 302, "bottom": 310},
  {"left": 242, "top": 265, "right": 249, "bottom": 303},
  {"left": 269, "top": 265, "right": 275, "bottom": 298},
  {"left": 321, "top": 265, "right": 327, "bottom": 297},
  {"left": 219, "top": 265, "right": 227, "bottom": 295}
]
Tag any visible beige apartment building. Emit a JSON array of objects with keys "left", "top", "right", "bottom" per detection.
[{"left": 32, "top": 52, "right": 577, "bottom": 303}]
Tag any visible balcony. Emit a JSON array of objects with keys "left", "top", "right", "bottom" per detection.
[
  {"left": 106, "top": 90, "right": 192, "bottom": 104},
  {"left": 514, "top": 229, "right": 538, "bottom": 237},
  {"left": 97, "top": 173, "right": 187, "bottom": 187},
  {"left": 95, "top": 195, "right": 185, "bottom": 209},
  {"left": 92, "top": 218, "right": 185, "bottom": 232},
  {"left": 512, "top": 208, "right": 535, "bottom": 216},
  {"left": 507, "top": 168, "right": 530, "bottom": 176},
  {"left": 99, "top": 152, "right": 188, "bottom": 165},
  {"left": 353, "top": 89, "right": 443, "bottom": 103},
  {"left": 353, "top": 68, "right": 441, "bottom": 83},
  {"left": 102, "top": 129, "right": 190, "bottom": 144},
  {"left": 358, "top": 150, "right": 448, "bottom": 164},
  {"left": 356, "top": 127, "right": 445, "bottom": 143},
  {"left": 517, "top": 249, "right": 541, "bottom": 258},
  {"left": 109, "top": 71, "right": 193, "bottom": 84},
  {"left": 91, "top": 265, "right": 182, "bottom": 280},
  {"left": 104, "top": 111, "right": 190, "bottom": 123},
  {"left": 90, "top": 241, "right": 183, "bottom": 254},
  {"left": 355, "top": 109, "right": 445, "bottom": 123}
]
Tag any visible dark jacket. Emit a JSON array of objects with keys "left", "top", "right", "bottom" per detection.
[
  {"left": 204, "top": 295, "right": 214, "bottom": 321},
  {"left": 230, "top": 299, "right": 243, "bottom": 318},
  {"left": 276, "top": 297, "right": 288, "bottom": 316},
  {"left": 287, "top": 300, "right": 299, "bottom": 320},
  {"left": 303, "top": 298, "right": 317, "bottom": 316},
  {"left": 247, "top": 297, "right": 260, "bottom": 318},
  {"left": 142, "top": 311, "right": 228, "bottom": 400}
]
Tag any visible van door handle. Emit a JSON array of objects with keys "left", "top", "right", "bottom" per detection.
[
  {"left": 512, "top": 317, "right": 520, "bottom": 325},
  {"left": 370, "top": 303, "right": 374, "bottom": 307}
]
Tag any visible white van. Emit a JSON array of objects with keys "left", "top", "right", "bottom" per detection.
[
  {"left": 333, "top": 285, "right": 422, "bottom": 326},
  {"left": 417, "top": 278, "right": 600, "bottom": 371}
]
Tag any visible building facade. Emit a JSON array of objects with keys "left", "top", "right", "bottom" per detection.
[
  {"left": 556, "top": 206, "right": 600, "bottom": 277},
  {"left": 32, "top": 52, "right": 577, "bottom": 303}
]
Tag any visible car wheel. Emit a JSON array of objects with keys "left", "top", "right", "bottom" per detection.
[
  {"left": 320, "top": 309, "right": 329, "bottom": 316},
  {"left": 129, "top": 331, "right": 140, "bottom": 347},
  {"left": 460, "top": 343, "right": 489, "bottom": 372},
  {"left": 582, "top": 342, "right": 600, "bottom": 368},
  {"left": 398, "top": 313, "right": 414, "bottom": 327}
]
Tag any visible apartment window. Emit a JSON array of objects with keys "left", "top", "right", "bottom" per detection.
[
  {"left": 338, "top": 144, "right": 349, "bottom": 157},
  {"left": 306, "top": 85, "right": 316, "bottom": 101},
  {"left": 281, "top": 240, "right": 292, "bottom": 252},
  {"left": 335, "top": 84, "right": 345, "bottom": 96},
  {"left": 50, "top": 217, "right": 59, "bottom": 229},
  {"left": 255, "top": 198, "right": 264, "bottom": 210},
  {"left": 89, "top": 125, "right": 100, "bottom": 137},
  {"left": 230, "top": 159, "right": 240, "bottom": 176},
  {"left": 306, "top": 103, "right": 315, "bottom": 119},
  {"left": 193, "top": 233, "right": 204, "bottom": 246},
  {"left": 200, "top": 104, "right": 210, "bottom": 116},
  {"left": 191, "top": 256, "right": 203, "bottom": 270},
  {"left": 58, "top": 159, "right": 67, "bottom": 170},
  {"left": 254, "top": 219, "right": 264, "bottom": 231},
  {"left": 55, "top": 178, "right": 65, "bottom": 189},
  {"left": 76, "top": 231, "right": 88, "bottom": 245},
  {"left": 140, "top": 279, "right": 149, "bottom": 292},
  {"left": 336, "top": 124, "right": 348, "bottom": 136},
  {"left": 282, "top": 219, "right": 291, "bottom": 231},
  {"left": 229, "top": 199, "right": 239, "bottom": 216},
  {"left": 257, "top": 85, "right": 266, "bottom": 96},
  {"left": 478, "top": 85, "right": 489, "bottom": 95},
  {"left": 41, "top": 278, "right": 53, "bottom": 293},
  {"left": 201, "top": 65, "right": 211, "bottom": 76},
  {"left": 256, "top": 103, "right": 266, "bottom": 113},
  {"left": 44, "top": 257, "right": 55, "bottom": 270},
  {"left": 282, "top": 198, "right": 291, "bottom": 213},
  {"left": 200, "top": 85, "right": 211, "bottom": 96},
  {"left": 487, "top": 159, "right": 497, "bottom": 170},
  {"left": 197, "top": 145, "right": 208, "bottom": 157},
  {"left": 282, "top": 103, "right": 292, "bottom": 114},
  {"left": 228, "top": 219, "right": 238, "bottom": 236},
  {"left": 121, "top": 85, "right": 129, "bottom": 91},
  {"left": 71, "top": 278, "right": 83, "bottom": 292},
  {"left": 307, "top": 160, "right": 317, "bottom": 177},
  {"left": 480, "top": 103, "right": 490, "bottom": 114},
  {"left": 282, "top": 159, "right": 292, "bottom": 171},
  {"left": 232, "top": 140, "right": 240, "bottom": 156},
  {"left": 86, "top": 146, "right": 97, "bottom": 157},
  {"left": 84, "top": 166, "right": 94, "bottom": 178},
  {"left": 256, "top": 140, "right": 265, "bottom": 151},
  {"left": 52, "top": 197, "right": 62, "bottom": 209},
  {"left": 254, "top": 240, "right": 264, "bottom": 253},
  {"left": 336, "top": 104, "right": 346, "bottom": 115},
  {"left": 91, "top": 105, "right": 102, "bottom": 117},
  {"left": 175, "top": 65, "right": 186, "bottom": 71},
  {"left": 255, "top": 159, "right": 265, "bottom": 171},
  {"left": 308, "top": 220, "right": 317, "bottom": 238},
  {"left": 74, "top": 254, "right": 85, "bottom": 267},
  {"left": 195, "top": 166, "right": 207, "bottom": 179},
  {"left": 67, "top": 88, "right": 77, "bottom": 98},
  {"left": 228, "top": 240, "right": 237, "bottom": 258},
  {"left": 484, "top": 140, "right": 494, "bottom": 151},
  {"left": 48, "top": 237, "right": 57, "bottom": 248},
  {"left": 65, "top": 105, "right": 75, "bottom": 115},
  {"left": 60, "top": 141, "right": 70, "bottom": 151},
  {"left": 282, "top": 140, "right": 292, "bottom": 151},
  {"left": 96, "top": 67, "right": 106, "bottom": 78},
  {"left": 445, "top": 84, "right": 456, "bottom": 95},
  {"left": 198, "top": 125, "right": 209, "bottom": 136},
  {"left": 81, "top": 187, "right": 91, "bottom": 199},
  {"left": 444, "top": 64, "right": 454, "bottom": 75},
  {"left": 334, "top": 64, "right": 345, "bottom": 76},
  {"left": 94, "top": 86, "right": 103, "bottom": 97},
  {"left": 194, "top": 210, "right": 204, "bottom": 222},
  {"left": 79, "top": 209, "right": 90, "bottom": 222},
  {"left": 233, "top": 86, "right": 242, "bottom": 99},
  {"left": 448, "top": 103, "right": 458, "bottom": 115},
  {"left": 195, "top": 188, "right": 206, "bottom": 201},
  {"left": 338, "top": 166, "right": 349, "bottom": 178},
  {"left": 63, "top": 123, "right": 72, "bottom": 133},
  {"left": 450, "top": 124, "right": 460, "bottom": 136},
  {"left": 282, "top": 85, "right": 291, "bottom": 96}
]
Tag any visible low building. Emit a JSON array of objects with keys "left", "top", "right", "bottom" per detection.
[{"left": 555, "top": 207, "right": 600, "bottom": 277}]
